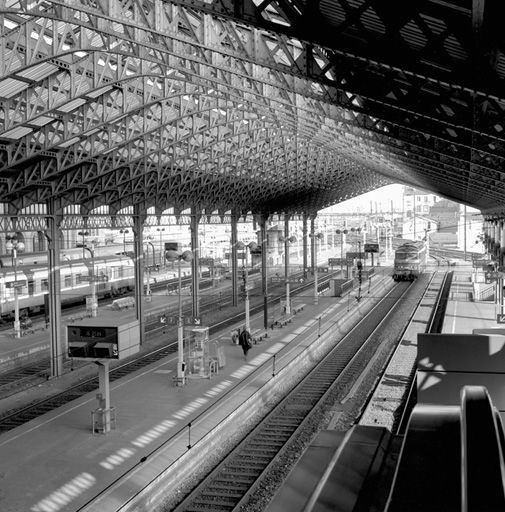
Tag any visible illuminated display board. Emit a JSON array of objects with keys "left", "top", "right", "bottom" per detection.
[{"left": 67, "top": 326, "right": 119, "bottom": 359}]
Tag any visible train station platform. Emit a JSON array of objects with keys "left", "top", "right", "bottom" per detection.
[
  {"left": 0, "top": 269, "right": 395, "bottom": 512},
  {"left": 1, "top": 263, "right": 500, "bottom": 512}
]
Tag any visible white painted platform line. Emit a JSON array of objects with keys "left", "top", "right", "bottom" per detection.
[
  {"left": 280, "top": 334, "right": 297, "bottom": 343},
  {"left": 99, "top": 448, "right": 136, "bottom": 470},
  {"left": 248, "top": 353, "right": 271, "bottom": 366},
  {"left": 31, "top": 472, "right": 96, "bottom": 512},
  {"left": 305, "top": 319, "right": 317, "bottom": 326},
  {"left": 172, "top": 398, "right": 209, "bottom": 419},
  {"left": 153, "top": 369, "right": 172, "bottom": 374},
  {"left": 132, "top": 419, "right": 177, "bottom": 447},
  {"left": 230, "top": 365, "right": 256, "bottom": 379},
  {"left": 265, "top": 342, "right": 285, "bottom": 354},
  {"left": 204, "top": 380, "right": 233, "bottom": 398},
  {"left": 292, "top": 327, "right": 307, "bottom": 334}
]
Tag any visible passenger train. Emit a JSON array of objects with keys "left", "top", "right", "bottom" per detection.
[
  {"left": 0, "top": 242, "right": 191, "bottom": 321},
  {"left": 393, "top": 240, "right": 427, "bottom": 281}
]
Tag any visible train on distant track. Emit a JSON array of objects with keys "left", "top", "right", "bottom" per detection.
[
  {"left": 0, "top": 243, "right": 201, "bottom": 321},
  {"left": 393, "top": 240, "right": 427, "bottom": 281}
]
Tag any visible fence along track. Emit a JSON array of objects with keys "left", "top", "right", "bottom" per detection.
[
  {"left": 0, "top": 270, "right": 341, "bottom": 432},
  {"left": 173, "top": 282, "right": 413, "bottom": 512}
]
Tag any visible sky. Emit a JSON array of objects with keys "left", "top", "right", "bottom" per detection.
[{"left": 322, "top": 184, "right": 406, "bottom": 214}]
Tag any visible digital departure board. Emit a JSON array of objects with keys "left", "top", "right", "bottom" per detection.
[{"left": 67, "top": 326, "right": 119, "bottom": 359}]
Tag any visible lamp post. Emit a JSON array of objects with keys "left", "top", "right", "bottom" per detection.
[
  {"left": 279, "top": 235, "right": 297, "bottom": 315},
  {"left": 78, "top": 230, "right": 89, "bottom": 256},
  {"left": 309, "top": 232, "right": 324, "bottom": 305},
  {"left": 79, "top": 231, "right": 97, "bottom": 317},
  {"left": 157, "top": 227, "right": 165, "bottom": 266},
  {"left": 236, "top": 241, "right": 258, "bottom": 333},
  {"left": 144, "top": 241, "right": 155, "bottom": 299},
  {"left": 165, "top": 248, "right": 194, "bottom": 386},
  {"left": 120, "top": 229, "right": 129, "bottom": 255},
  {"left": 6, "top": 236, "right": 25, "bottom": 338},
  {"left": 336, "top": 229, "right": 348, "bottom": 278}
]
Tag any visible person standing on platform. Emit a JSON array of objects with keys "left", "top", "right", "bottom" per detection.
[{"left": 239, "top": 327, "right": 252, "bottom": 360}]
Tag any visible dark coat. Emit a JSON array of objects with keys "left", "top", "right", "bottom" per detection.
[{"left": 239, "top": 329, "right": 252, "bottom": 354}]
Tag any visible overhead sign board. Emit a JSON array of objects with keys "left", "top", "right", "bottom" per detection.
[
  {"left": 497, "top": 314, "right": 505, "bottom": 324},
  {"left": 79, "top": 275, "right": 108, "bottom": 282},
  {"left": 346, "top": 252, "right": 361, "bottom": 260},
  {"left": 6, "top": 280, "right": 27, "bottom": 288},
  {"left": 317, "top": 267, "right": 329, "bottom": 273},
  {"left": 364, "top": 243, "right": 379, "bottom": 253},
  {"left": 328, "top": 258, "right": 346, "bottom": 266}
]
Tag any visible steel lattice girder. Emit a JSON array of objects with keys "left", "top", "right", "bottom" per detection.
[{"left": 0, "top": 1, "right": 503, "bottom": 220}]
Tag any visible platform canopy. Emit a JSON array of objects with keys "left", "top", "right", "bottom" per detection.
[{"left": 0, "top": 1, "right": 504, "bottom": 220}]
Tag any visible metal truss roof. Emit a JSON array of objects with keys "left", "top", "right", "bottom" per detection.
[{"left": 0, "top": 0, "right": 504, "bottom": 222}]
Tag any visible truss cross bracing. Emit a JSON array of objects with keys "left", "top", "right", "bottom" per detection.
[{"left": 0, "top": 0, "right": 504, "bottom": 229}]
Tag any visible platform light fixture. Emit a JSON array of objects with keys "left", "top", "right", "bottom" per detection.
[
  {"left": 279, "top": 235, "right": 297, "bottom": 315},
  {"left": 236, "top": 241, "right": 258, "bottom": 333},
  {"left": 120, "top": 229, "right": 129, "bottom": 255},
  {"left": 165, "top": 248, "right": 194, "bottom": 386},
  {"left": 156, "top": 227, "right": 165, "bottom": 266},
  {"left": 309, "top": 232, "right": 324, "bottom": 305},
  {"left": 78, "top": 230, "right": 97, "bottom": 317},
  {"left": 5, "top": 236, "right": 25, "bottom": 338}
]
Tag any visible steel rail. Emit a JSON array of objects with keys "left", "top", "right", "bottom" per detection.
[{"left": 171, "top": 281, "right": 416, "bottom": 512}]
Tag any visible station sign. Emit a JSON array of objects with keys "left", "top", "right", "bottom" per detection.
[
  {"left": 271, "top": 276, "right": 305, "bottom": 284},
  {"left": 364, "top": 243, "right": 379, "bottom": 253},
  {"left": 79, "top": 275, "right": 108, "bottom": 282},
  {"left": 199, "top": 258, "right": 215, "bottom": 267},
  {"left": 328, "top": 258, "right": 346, "bottom": 266},
  {"left": 497, "top": 314, "right": 505, "bottom": 324},
  {"left": 5, "top": 280, "right": 27, "bottom": 288},
  {"left": 317, "top": 267, "right": 329, "bottom": 273},
  {"left": 485, "top": 271, "right": 500, "bottom": 284},
  {"left": 346, "top": 252, "right": 361, "bottom": 260},
  {"left": 161, "top": 316, "right": 201, "bottom": 325}
]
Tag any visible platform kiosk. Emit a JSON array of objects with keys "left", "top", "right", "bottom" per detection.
[
  {"left": 186, "top": 326, "right": 210, "bottom": 378},
  {"left": 66, "top": 318, "right": 140, "bottom": 433}
]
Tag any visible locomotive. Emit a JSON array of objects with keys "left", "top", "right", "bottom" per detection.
[{"left": 392, "top": 241, "right": 427, "bottom": 281}]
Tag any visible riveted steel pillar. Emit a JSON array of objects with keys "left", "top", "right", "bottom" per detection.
[
  {"left": 303, "top": 214, "right": 308, "bottom": 278},
  {"left": 46, "top": 202, "right": 63, "bottom": 378},
  {"left": 190, "top": 212, "right": 200, "bottom": 318},
  {"left": 133, "top": 210, "right": 145, "bottom": 345},
  {"left": 498, "top": 220, "right": 505, "bottom": 267},
  {"left": 494, "top": 220, "right": 501, "bottom": 260},
  {"left": 260, "top": 215, "right": 269, "bottom": 329},
  {"left": 284, "top": 215, "right": 291, "bottom": 315},
  {"left": 231, "top": 214, "right": 238, "bottom": 307}
]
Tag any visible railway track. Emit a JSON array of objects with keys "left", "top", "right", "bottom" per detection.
[
  {"left": 0, "top": 270, "right": 341, "bottom": 431},
  {"left": 394, "top": 270, "right": 454, "bottom": 435},
  {"left": 170, "top": 278, "right": 432, "bottom": 512}
]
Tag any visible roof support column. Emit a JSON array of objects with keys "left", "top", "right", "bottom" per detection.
[
  {"left": 46, "top": 201, "right": 63, "bottom": 378},
  {"left": 310, "top": 215, "right": 318, "bottom": 305},
  {"left": 494, "top": 220, "right": 501, "bottom": 260},
  {"left": 132, "top": 209, "right": 145, "bottom": 345},
  {"left": 303, "top": 214, "right": 308, "bottom": 279},
  {"left": 284, "top": 215, "right": 291, "bottom": 316},
  {"left": 190, "top": 211, "right": 201, "bottom": 318},
  {"left": 231, "top": 214, "right": 239, "bottom": 307},
  {"left": 259, "top": 215, "right": 269, "bottom": 330},
  {"left": 498, "top": 220, "right": 505, "bottom": 267}
]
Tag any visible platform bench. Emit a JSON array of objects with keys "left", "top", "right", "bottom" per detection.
[
  {"left": 292, "top": 303, "right": 306, "bottom": 315},
  {"left": 251, "top": 329, "right": 268, "bottom": 344},
  {"left": 67, "top": 313, "right": 89, "bottom": 323},
  {"left": 271, "top": 315, "right": 293, "bottom": 329},
  {"left": 111, "top": 297, "right": 136, "bottom": 310}
]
